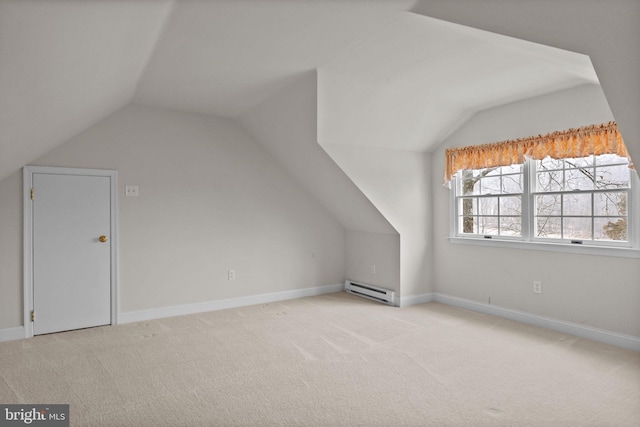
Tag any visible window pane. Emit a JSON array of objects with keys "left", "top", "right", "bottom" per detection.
[
  {"left": 480, "top": 176, "right": 501, "bottom": 194},
  {"left": 564, "top": 168, "right": 595, "bottom": 190},
  {"left": 538, "top": 157, "right": 563, "bottom": 171},
  {"left": 500, "top": 164, "right": 523, "bottom": 175},
  {"left": 563, "top": 217, "right": 592, "bottom": 240},
  {"left": 595, "top": 217, "right": 627, "bottom": 241},
  {"left": 535, "top": 194, "right": 561, "bottom": 216},
  {"left": 563, "top": 193, "right": 591, "bottom": 216},
  {"left": 564, "top": 156, "right": 593, "bottom": 169},
  {"left": 536, "top": 217, "right": 561, "bottom": 238},
  {"left": 594, "top": 192, "right": 627, "bottom": 216},
  {"left": 478, "top": 216, "right": 499, "bottom": 235},
  {"left": 500, "top": 216, "right": 521, "bottom": 236},
  {"left": 479, "top": 197, "right": 498, "bottom": 215},
  {"left": 595, "top": 153, "right": 629, "bottom": 166},
  {"left": 460, "top": 170, "right": 481, "bottom": 195},
  {"left": 484, "top": 167, "right": 503, "bottom": 177},
  {"left": 458, "top": 198, "right": 478, "bottom": 215},
  {"left": 536, "top": 171, "right": 563, "bottom": 192},
  {"left": 502, "top": 174, "right": 523, "bottom": 194},
  {"left": 459, "top": 215, "right": 477, "bottom": 234},
  {"left": 594, "top": 165, "right": 630, "bottom": 189},
  {"left": 500, "top": 196, "right": 521, "bottom": 216}
]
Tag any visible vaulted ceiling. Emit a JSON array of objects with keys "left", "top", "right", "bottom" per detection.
[
  {"left": 0, "top": 0, "right": 635, "bottom": 183},
  {"left": 318, "top": 12, "right": 597, "bottom": 151}
]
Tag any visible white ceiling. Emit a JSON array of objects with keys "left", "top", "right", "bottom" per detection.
[
  {"left": 134, "top": 0, "right": 415, "bottom": 117},
  {"left": 0, "top": 0, "right": 173, "bottom": 180},
  {"left": 0, "top": 0, "right": 603, "bottom": 181},
  {"left": 318, "top": 12, "right": 598, "bottom": 151}
]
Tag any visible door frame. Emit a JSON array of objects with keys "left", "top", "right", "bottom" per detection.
[{"left": 23, "top": 166, "right": 118, "bottom": 338}]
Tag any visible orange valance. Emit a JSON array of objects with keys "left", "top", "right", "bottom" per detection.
[{"left": 444, "top": 122, "right": 632, "bottom": 185}]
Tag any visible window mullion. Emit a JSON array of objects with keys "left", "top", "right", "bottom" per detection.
[
  {"left": 630, "top": 171, "right": 639, "bottom": 247},
  {"left": 522, "top": 159, "right": 533, "bottom": 241},
  {"left": 497, "top": 175, "right": 501, "bottom": 237},
  {"left": 590, "top": 192, "right": 595, "bottom": 241}
]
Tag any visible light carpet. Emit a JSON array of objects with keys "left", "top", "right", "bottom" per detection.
[{"left": 1, "top": 292, "right": 639, "bottom": 426}]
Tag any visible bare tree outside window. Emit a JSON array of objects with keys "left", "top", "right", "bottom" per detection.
[
  {"left": 459, "top": 165, "right": 522, "bottom": 236},
  {"left": 456, "top": 154, "right": 631, "bottom": 242},
  {"left": 534, "top": 154, "right": 629, "bottom": 241}
]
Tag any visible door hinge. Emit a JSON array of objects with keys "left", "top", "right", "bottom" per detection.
[
  {"left": 31, "top": 311, "right": 35, "bottom": 322},
  {"left": 30, "top": 188, "right": 34, "bottom": 200}
]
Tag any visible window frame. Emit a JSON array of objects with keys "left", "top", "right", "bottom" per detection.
[
  {"left": 454, "top": 165, "right": 525, "bottom": 240},
  {"left": 449, "top": 156, "right": 640, "bottom": 258}
]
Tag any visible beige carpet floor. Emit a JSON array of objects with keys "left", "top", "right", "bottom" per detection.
[{"left": 1, "top": 292, "right": 639, "bottom": 426}]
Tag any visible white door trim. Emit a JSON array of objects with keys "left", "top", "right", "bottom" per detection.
[{"left": 23, "top": 166, "right": 118, "bottom": 338}]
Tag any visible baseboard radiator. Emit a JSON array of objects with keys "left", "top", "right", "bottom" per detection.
[{"left": 345, "top": 280, "right": 395, "bottom": 306}]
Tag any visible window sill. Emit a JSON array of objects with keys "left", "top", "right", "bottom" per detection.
[{"left": 449, "top": 236, "right": 640, "bottom": 259}]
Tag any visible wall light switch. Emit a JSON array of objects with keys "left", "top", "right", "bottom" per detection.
[
  {"left": 125, "top": 185, "right": 139, "bottom": 197},
  {"left": 533, "top": 281, "right": 542, "bottom": 294}
]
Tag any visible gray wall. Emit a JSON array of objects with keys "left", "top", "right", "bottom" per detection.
[
  {"left": 345, "top": 231, "right": 400, "bottom": 292},
  {"left": 0, "top": 172, "right": 23, "bottom": 328},
  {"left": 431, "top": 84, "right": 640, "bottom": 337},
  {"left": 0, "top": 104, "right": 346, "bottom": 328},
  {"left": 239, "top": 72, "right": 401, "bottom": 293},
  {"left": 321, "top": 144, "right": 432, "bottom": 299}
]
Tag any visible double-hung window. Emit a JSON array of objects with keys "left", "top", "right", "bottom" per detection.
[
  {"left": 532, "top": 154, "right": 631, "bottom": 244},
  {"left": 446, "top": 122, "right": 639, "bottom": 254},
  {"left": 457, "top": 164, "right": 524, "bottom": 238}
]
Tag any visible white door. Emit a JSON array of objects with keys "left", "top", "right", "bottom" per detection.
[{"left": 31, "top": 171, "right": 113, "bottom": 335}]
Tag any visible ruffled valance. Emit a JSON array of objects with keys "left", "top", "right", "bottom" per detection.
[{"left": 444, "top": 122, "right": 633, "bottom": 185}]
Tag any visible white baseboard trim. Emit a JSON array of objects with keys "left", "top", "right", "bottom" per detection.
[
  {"left": 7, "top": 287, "right": 636, "bottom": 351},
  {"left": 0, "top": 326, "right": 25, "bottom": 343},
  {"left": 119, "top": 283, "right": 345, "bottom": 324},
  {"left": 397, "top": 293, "right": 435, "bottom": 307},
  {"left": 433, "top": 293, "right": 640, "bottom": 352}
]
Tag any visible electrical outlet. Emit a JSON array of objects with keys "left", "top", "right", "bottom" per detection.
[
  {"left": 533, "top": 281, "right": 542, "bottom": 294},
  {"left": 228, "top": 269, "right": 236, "bottom": 280},
  {"left": 370, "top": 264, "right": 376, "bottom": 274},
  {"left": 125, "top": 185, "right": 139, "bottom": 197}
]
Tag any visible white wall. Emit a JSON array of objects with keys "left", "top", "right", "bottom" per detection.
[
  {"left": 239, "top": 72, "right": 396, "bottom": 235},
  {"left": 431, "top": 84, "right": 640, "bottom": 337},
  {"left": 0, "top": 172, "right": 23, "bottom": 328},
  {"left": 0, "top": 104, "right": 346, "bottom": 329},
  {"left": 321, "top": 144, "right": 432, "bottom": 299},
  {"left": 345, "top": 231, "right": 400, "bottom": 292},
  {"left": 239, "top": 72, "right": 401, "bottom": 293}
]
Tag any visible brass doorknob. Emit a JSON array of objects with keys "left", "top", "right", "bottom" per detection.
[{"left": 99, "top": 235, "right": 108, "bottom": 243}]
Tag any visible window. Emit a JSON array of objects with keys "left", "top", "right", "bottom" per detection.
[
  {"left": 533, "top": 154, "right": 630, "bottom": 243},
  {"left": 457, "top": 164, "right": 524, "bottom": 237},
  {"left": 452, "top": 153, "right": 638, "bottom": 251},
  {"left": 445, "top": 122, "right": 638, "bottom": 254}
]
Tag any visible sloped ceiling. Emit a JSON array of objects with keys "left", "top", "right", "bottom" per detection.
[
  {"left": 0, "top": 0, "right": 635, "bottom": 182},
  {"left": 134, "top": 0, "right": 415, "bottom": 117},
  {"left": 318, "top": 12, "right": 597, "bottom": 151},
  {"left": 0, "top": 0, "right": 174, "bottom": 181}
]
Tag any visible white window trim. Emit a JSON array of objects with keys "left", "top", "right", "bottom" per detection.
[
  {"left": 448, "top": 236, "right": 640, "bottom": 259},
  {"left": 449, "top": 159, "right": 640, "bottom": 259}
]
